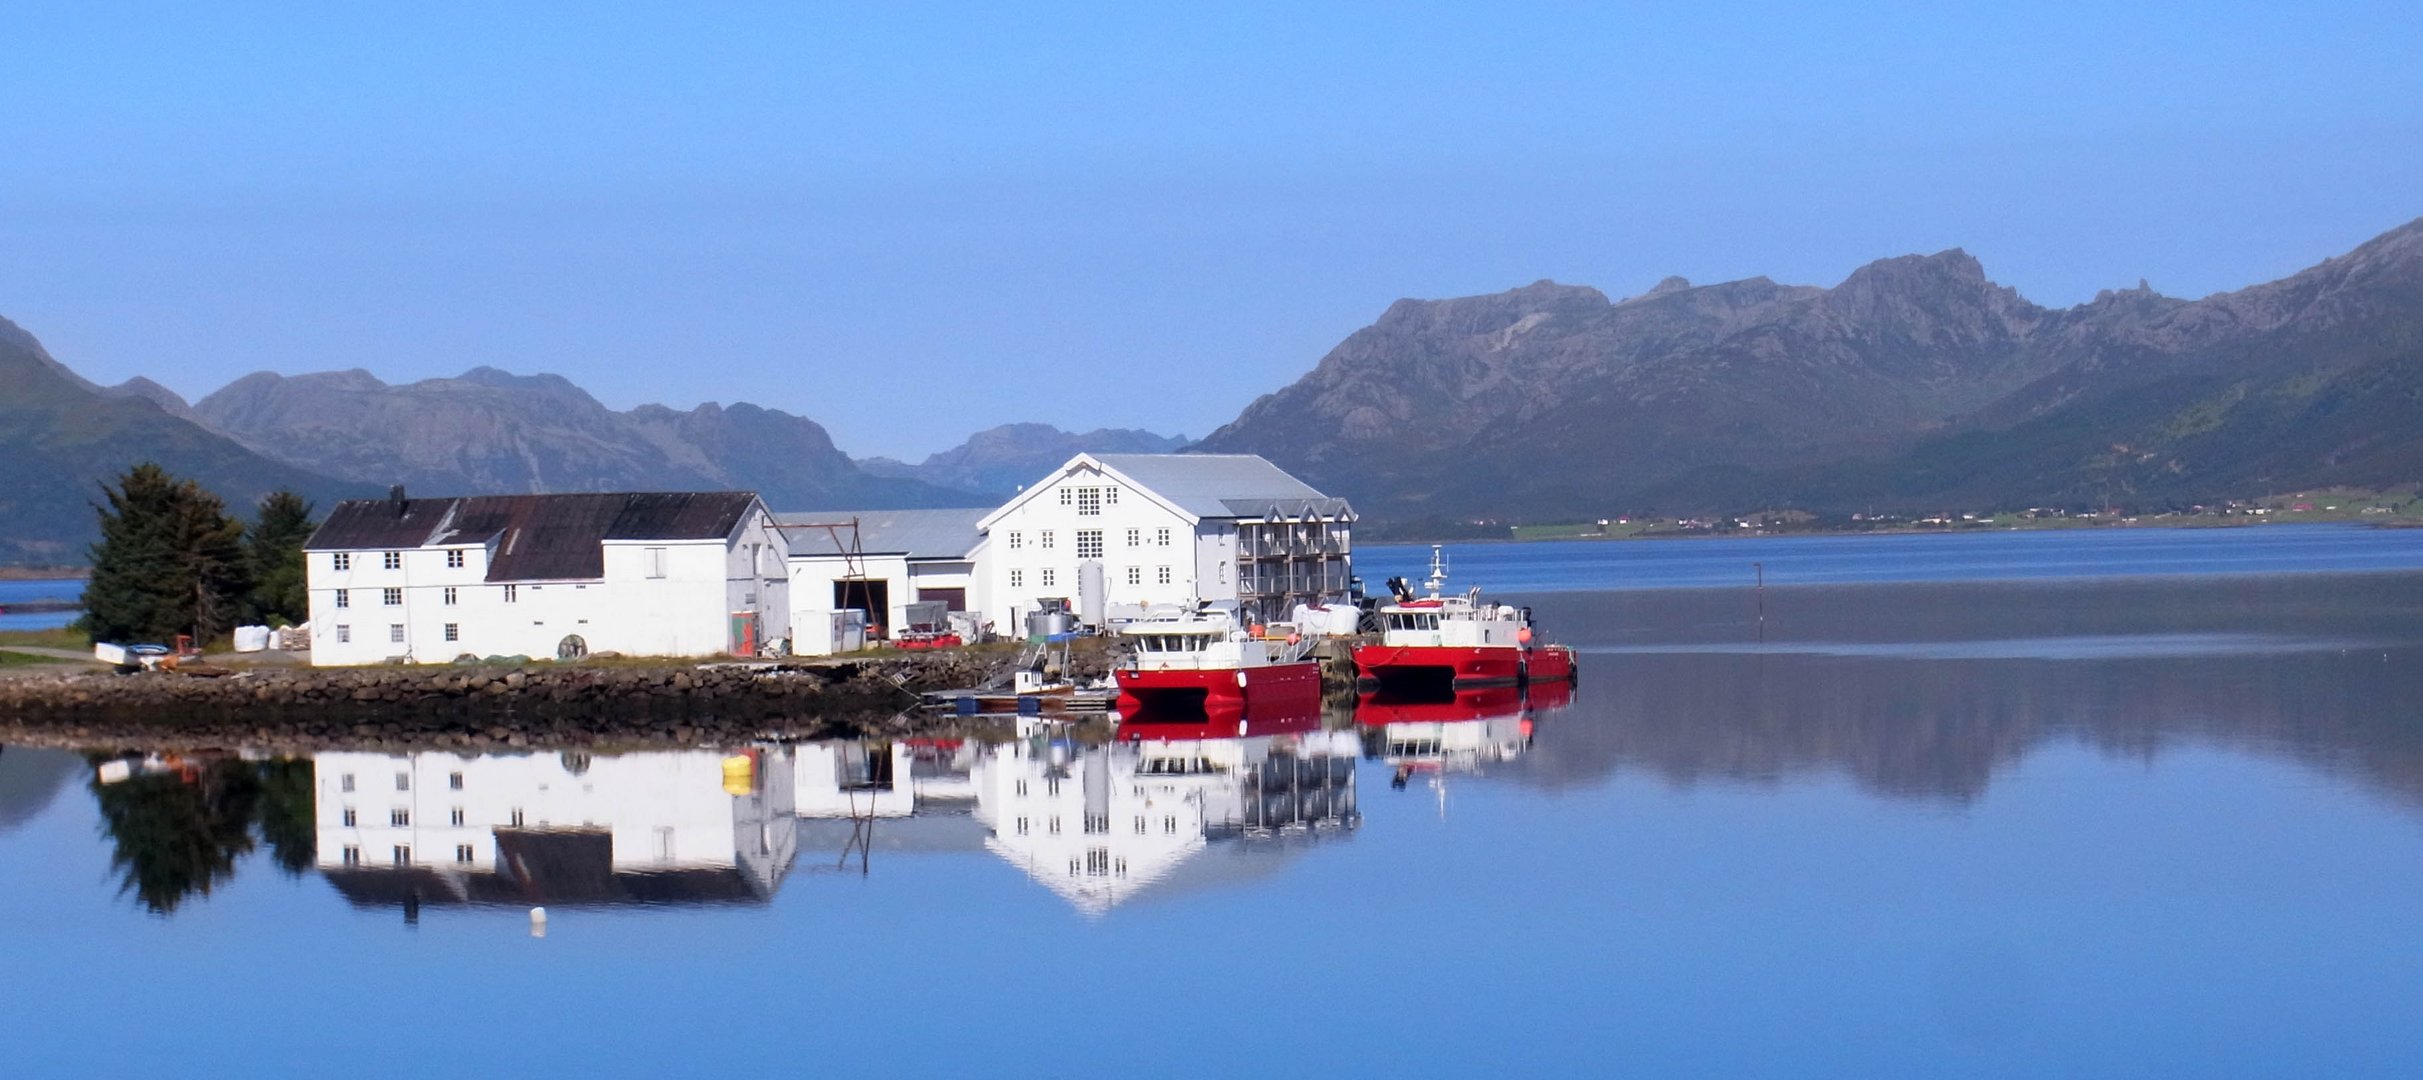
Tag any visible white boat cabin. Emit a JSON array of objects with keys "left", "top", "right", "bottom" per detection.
[
  {"left": 1120, "top": 605, "right": 1307, "bottom": 671},
  {"left": 1375, "top": 547, "right": 1532, "bottom": 650}
]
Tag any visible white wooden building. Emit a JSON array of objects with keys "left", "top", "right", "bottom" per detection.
[
  {"left": 780, "top": 507, "right": 989, "bottom": 651},
  {"left": 302, "top": 490, "right": 790, "bottom": 665},
  {"left": 312, "top": 747, "right": 798, "bottom": 911},
  {"left": 977, "top": 453, "right": 1354, "bottom": 633}
]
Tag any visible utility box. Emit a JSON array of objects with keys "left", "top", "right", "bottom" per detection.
[
  {"left": 804, "top": 609, "right": 869, "bottom": 655},
  {"left": 902, "top": 600, "right": 948, "bottom": 633}
]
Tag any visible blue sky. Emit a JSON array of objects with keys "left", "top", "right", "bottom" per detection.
[{"left": 2, "top": 3, "right": 2418, "bottom": 458}]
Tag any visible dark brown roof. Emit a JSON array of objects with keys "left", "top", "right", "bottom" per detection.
[{"left": 305, "top": 491, "right": 760, "bottom": 582}]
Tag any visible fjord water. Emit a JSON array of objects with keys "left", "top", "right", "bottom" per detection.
[{"left": 5, "top": 528, "right": 2423, "bottom": 1076}]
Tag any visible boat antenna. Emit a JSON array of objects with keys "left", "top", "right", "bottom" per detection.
[{"left": 1426, "top": 545, "right": 1449, "bottom": 599}]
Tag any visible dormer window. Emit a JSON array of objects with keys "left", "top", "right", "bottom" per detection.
[{"left": 446, "top": 549, "right": 465, "bottom": 569}]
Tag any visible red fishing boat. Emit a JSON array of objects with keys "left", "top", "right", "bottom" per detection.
[
  {"left": 1113, "top": 604, "right": 1323, "bottom": 713},
  {"left": 1352, "top": 546, "right": 1577, "bottom": 690}
]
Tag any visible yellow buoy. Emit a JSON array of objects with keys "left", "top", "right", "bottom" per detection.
[{"left": 721, "top": 753, "right": 755, "bottom": 796}]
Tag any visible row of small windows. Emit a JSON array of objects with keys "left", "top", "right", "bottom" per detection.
[
  {"left": 1008, "top": 525, "right": 1171, "bottom": 550},
  {"left": 1010, "top": 565, "right": 1174, "bottom": 589},
  {"left": 336, "top": 845, "right": 476, "bottom": 866},
  {"left": 339, "top": 771, "right": 464, "bottom": 793},
  {"left": 333, "top": 623, "right": 460, "bottom": 644},
  {"left": 330, "top": 550, "right": 472, "bottom": 571},
  {"left": 1059, "top": 486, "right": 1118, "bottom": 514},
  {"left": 329, "top": 585, "right": 513, "bottom": 614},
  {"left": 337, "top": 806, "right": 474, "bottom": 828}
]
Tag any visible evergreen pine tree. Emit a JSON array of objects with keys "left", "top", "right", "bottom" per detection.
[
  {"left": 242, "top": 489, "right": 316, "bottom": 626},
  {"left": 84, "top": 463, "right": 252, "bottom": 645}
]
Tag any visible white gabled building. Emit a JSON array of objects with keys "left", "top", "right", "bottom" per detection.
[
  {"left": 977, "top": 453, "right": 1354, "bottom": 632},
  {"left": 302, "top": 489, "right": 790, "bottom": 666},
  {"left": 781, "top": 507, "right": 990, "bottom": 650},
  {"left": 313, "top": 746, "right": 798, "bottom": 912}
]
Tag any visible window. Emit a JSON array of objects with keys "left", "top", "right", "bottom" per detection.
[
  {"left": 645, "top": 546, "right": 667, "bottom": 579},
  {"left": 450, "top": 807, "right": 465, "bottom": 826},
  {"left": 1008, "top": 530, "right": 1023, "bottom": 550},
  {"left": 1039, "top": 569, "right": 1055, "bottom": 588},
  {"left": 389, "top": 624, "right": 405, "bottom": 644},
  {"left": 1219, "top": 563, "right": 1228, "bottom": 584},
  {"left": 1086, "top": 848, "right": 1110, "bottom": 876},
  {"left": 442, "top": 586, "right": 457, "bottom": 606},
  {"left": 503, "top": 584, "right": 517, "bottom": 603},
  {"left": 341, "top": 845, "right": 360, "bottom": 865},
  {"left": 1134, "top": 815, "right": 1146, "bottom": 834},
  {"left": 1115, "top": 857, "right": 1127, "bottom": 877},
  {"left": 443, "top": 623, "right": 459, "bottom": 642},
  {"left": 1076, "top": 487, "right": 1102, "bottom": 516},
  {"left": 1046, "top": 778, "right": 1061, "bottom": 796},
  {"left": 1015, "top": 817, "right": 1029, "bottom": 836},
  {"left": 1164, "top": 815, "right": 1178, "bottom": 834},
  {"left": 1156, "top": 527, "right": 1171, "bottom": 546},
  {"left": 382, "top": 587, "right": 402, "bottom": 606},
  {"left": 1105, "top": 488, "right": 1118, "bottom": 506},
  {"left": 510, "top": 808, "right": 525, "bottom": 828},
  {"left": 332, "top": 552, "right": 351, "bottom": 571},
  {"left": 1084, "top": 813, "right": 1108, "bottom": 834},
  {"left": 334, "top": 589, "right": 350, "bottom": 609},
  {"left": 1048, "top": 816, "right": 1061, "bottom": 835},
  {"left": 446, "top": 549, "right": 465, "bottom": 569},
  {"left": 1009, "top": 569, "right": 1024, "bottom": 588},
  {"left": 449, "top": 772, "right": 464, "bottom": 790},
  {"left": 341, "top": 773, "right": 355, "bottom": 793},
  {"left": 1125, "top": 527, "right": 1140, "bottom": 547},
  {"left": 1040, "top": 530, "right": 1055, "bottom": 549},
  {"left": 1059, "top": 488, "right": 1073, "bottom": 506},
  {"left": 1157, "top": 566, "right": 1173, "bottom": 585},
  {"left": 382, "top": 551, "right": 402, "bottom": 570},
  {"left": 336, "top": 625, "right": 351, "bottom": 643},
  {"left": 390, "top": 808, "right": 410, "bottom": 826},
  {"left": 1015, "top": 779, "right": 1027, "bottom": 797},
  {"left": 1126, "top": 567, "right": 1141, "bottom": 586},
  {"left": 455, "top": 844, "right": 475, "bottom": 863},
  {"left": 392, "top": 845, "right": 411, "bottom": 866},
  {"left": 396, "top": 772, "right": 410, "bottom": 791},
  {"left": 341, "top": 807, "right": 357, "bottom": 827},
  {"left": 1075, "top": 530, "right": 1103, "bottom": 559}
]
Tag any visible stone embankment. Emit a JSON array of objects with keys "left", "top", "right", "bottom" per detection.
[{"left": 0, "top": 651, "right": 1021, "bottom": 750}]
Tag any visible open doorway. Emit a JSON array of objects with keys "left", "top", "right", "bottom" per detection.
[{"left": 833, "top": 578, "right": 892, "bottom": 638}]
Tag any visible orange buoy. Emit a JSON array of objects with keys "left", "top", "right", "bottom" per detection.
[{"left": 1517, "top": 626, "right": 1534, "bottom": 645}]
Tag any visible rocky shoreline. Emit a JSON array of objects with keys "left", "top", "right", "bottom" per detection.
[{"left": 0, "top": 650, "right": 1033, "bottom": 749}]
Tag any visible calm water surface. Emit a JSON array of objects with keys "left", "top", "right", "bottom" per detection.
[
  {"left": 6, "top": 532, "right": 2423, "bottom": 1076},
  {"left": 0, "top": 578, "right": 81, "bottom": 632}
]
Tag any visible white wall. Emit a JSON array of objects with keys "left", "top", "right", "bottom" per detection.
[
  {"left": 312, "top": 747, "right": 797, "bottom": 891},
  {"left": 305, "top": 503, "right": 788, "bottom": 665},
  {"left": 983, "top": 464, "right": 1203, "bottom": 632}
]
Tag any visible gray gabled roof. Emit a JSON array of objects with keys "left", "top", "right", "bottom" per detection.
[
  {"left": 775, "top": 507, "right": 987, "bottom": 560},
  {"left": 1091, "top": 454, "right": 1347, "bottom": 520}
]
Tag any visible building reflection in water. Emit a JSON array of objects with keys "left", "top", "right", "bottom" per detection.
[
  {"left": 311, "top": 698, "right": 1365, "bottom": 920},
  {"left": 314, "top": 747, "right": 798, "bottom": 916},
  {"left": 973, "top": 702, "right": 1359, "bottom": 915}
]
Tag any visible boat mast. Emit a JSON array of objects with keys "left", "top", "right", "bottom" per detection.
[{"left": 1425, "top": 544, "right": 1449, "bottom": 599}]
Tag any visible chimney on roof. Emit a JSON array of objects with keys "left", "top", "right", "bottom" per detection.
[{"left": 389, "top": 485, "right": 407, "bottom": 515}]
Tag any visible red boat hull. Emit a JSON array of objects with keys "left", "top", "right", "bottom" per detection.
[
  {"left": 1354, "top": 643, "right": 1576, "bottom": 687},
  {"left": 1115, "top": 661, "right": 1322, "bottom": 712}
]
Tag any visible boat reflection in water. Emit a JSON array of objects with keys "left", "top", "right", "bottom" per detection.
[
  {"left": 1358, "top": 680, "right": 1573, "bottom": 796},
  {"left": 971, "top": 697, "right": 1358, "bottom": 915}
]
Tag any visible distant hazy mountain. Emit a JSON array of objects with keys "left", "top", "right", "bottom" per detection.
[
  {"left": 860, "top": 422, "right": 1192, "bottom": 496},
  {"left": 190, "top": 368, "right": 987, "bottom": 513},
  {"left": 0, "top": 317, "right": 373, "bottom": 564},
  {"left": 1198, "top": 217, "right": 2423, "bottom": 522}
]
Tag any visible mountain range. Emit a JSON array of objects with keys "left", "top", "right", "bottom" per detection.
[
  {"left": 0, "top": 318, "right": 376, "bottom": 564},
  {"left": 5, "top": 216, "right": 2420, "bottom": 563},
  {"left": 1200, "top": 217, "right": 2423, "bottom": 523},
  {"left": 860, "top": 423, "right": 1191, "bottom": 496}
]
